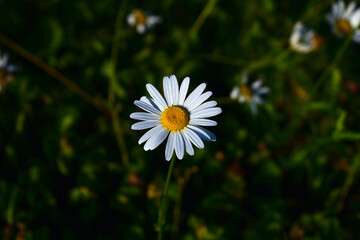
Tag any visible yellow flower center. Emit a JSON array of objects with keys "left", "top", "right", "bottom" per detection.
[
  {"left": 161, "top": 106, "right": 190, "bottom": 132},
  {"left": 334, "top": 19, "right": 352, "bottom": 36},
  {"left": 240, "top": 85, "right": 252, "bottom": 100},
  {"left": 133, "top": 10, "right": 147, "bottom": 25},
  {"left": 311, "top": 34, "right": 324, "bottom": 51}
]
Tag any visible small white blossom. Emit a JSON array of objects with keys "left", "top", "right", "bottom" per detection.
[
  {"left": 290, "top": 22, "right": 323, "bottom": 53},
  {"left": 127, "top": 9, "right": 162, "bottom": 34},
  {"left": 230, "top": 73, "right": 270, "bottom": 115},
  {"left": 0, "top": 52, "right": 17, "bottom": 92}
]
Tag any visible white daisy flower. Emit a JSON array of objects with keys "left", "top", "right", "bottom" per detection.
[
  {"left": 127, "top": 9, "right": 162, "bottom": 34},
  {"left": 326, "top": 1, "right": 360, "bottom": 42},
  {"left": 0, "top": 52, "right": 17, "bottom": 92},
  {"left": 0, "top": 52, "right": 17, "bottom": 74},
  {"left": 130, "top": 75, "right": 221, "bottom": 161},
  {"left": 290, "top": 22, "right": 324, "bottom": 53},
  {"left": 230, "top": 73, "right": 270, "bottom": 115}
]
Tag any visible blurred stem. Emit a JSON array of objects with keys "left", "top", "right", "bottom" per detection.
[
  {"left": 6, "top": 187, "right": 17, "bottom": 225},
  {"left": 112, "top": 105, "right": 129, "bottom": 166},
  {"left": 108, "top": 0, "right": 129, "bottom": 167},
  {"left": 189, "top": 0, "right": 218, "bottom": 36},
  {"left": 337, "top": 153, "right": 360, "bottom": 212},
  {"left": 311, "top": 32, "right": 353, "bottom": 97},
  {"left": 243, "top": 48, "right": 292, "bottom": 73},
  {"left": 172, "top": 167, "right": 198, "bottom": 240},
  {"left": 109, "top": 0, "right": 128, "bottom": 103},
  {"left": 157, "top": 156, "right": 176, "bottom": 240},
  {"left": 0, "top": 34, "right": 111, "bottom": 117},
  {"left": 200, "top": 48, "right": 292, "bottom": 73},
  {"left": 200, "top": 53, "right": 248, "bottom": 66},
  {"left": 300, "top": 0, "right": 333, "bottom": 22}
]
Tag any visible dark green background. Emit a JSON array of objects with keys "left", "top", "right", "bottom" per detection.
[{"left": 1, "top": 0, "right": 360, "bottom": 239}]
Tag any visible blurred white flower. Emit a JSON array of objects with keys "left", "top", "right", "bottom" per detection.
[
  {"left": 290, "top": 22, "right": 324, "bottom": 53},
  {"left": 130, "top": 75, "right": 221, "bottom": 161},
  {"left": 127, "top": 9, "right": 162, "bottom": 34},
  {"left": 0, "top": 52, "right": 17, "bottom": 93},
  {"left": 230, "top": 73, "right": 270, "bottom": 115},
  {"left": 326, "top": 1, "right": 360, "bottom": 42}
]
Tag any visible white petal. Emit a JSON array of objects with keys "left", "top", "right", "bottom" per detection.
[
  {"left": 136, "top": 24, "right": 146, "bottom": 34},
  {"left": 253, "top": 95, "right": 265, "bottom": 104},
  {"left": 183, "top": 83, "right": 206, "bottom": 108},
  {"left": 187, "top": 125, "right": 212, "bottom": 141},
  {"left": 335, "top": 1, "right": 344, "bottom": 17},
  {"left": 238, "top": 95, "right": 246, "bottom": 103},
  {"left": 257, "top": 87, "right": 270, "bottom": 94},
  {"left": 195, "top": 126, "right": 216, "bottom": 141},
  {"left": 191, "top": 107, "right": 222, "bottom": 119},
  {"left": 146, "top": 16, "right": 162, "bottom": 26},
  {"left": 134, "top": 100, "right": 162, "bottom": 115},
  {"left": 0, "top": 52, "right": 9, "bottom": 67},
  {"left": 344, "top": 2, "right": 356, "bottom": 18},
  {"left": 131, "top": 121, "right": 159, "bottom": 130},
  {"left": 230, "top": 86, "right": 240, "bottom": 99},
  {"left": 163, "top": 76, "right": 173, "bottom": 106},
  {"left": 174, "top": 132, "right": 184, "bottom": 159},
  {"left": 5, "top": 64, "right": 17, "bottom": 74},
  {"left": 241, "top": 73, "right": 249, "bottom": 84},
  {"left": 187, "top": 91, "right": 213, "bottom": 111},
  {"left": 350, "top": 9, "right": 360, "bottom": 27},
  {"left": 130, "top": 112, "right": 160, "bottom": 120},
  {"left": 331, "top": 3, "right": 339, "bottom": 18},
  {"left": 338, "top": 1, "right": 345, "bottom": 15},
  {"left": 138, "top": 125, "right": 163, "bottom": 144},
  {"left": 180, "top": 131, "right": 194, "bottom": 155},
  {"left": 353, "top": 29, "right": 360, "bottom": 42},
  {"left": 326, "top": 14, "right": 336, "bottom": 25},
  {"left": 140, "top": 96, "right": 151, "bottom": 104},
  {"left": 146, "top": 84, "right": 168, "bottom": 110},
  {"left": 144, "top": 127, "right": 168, "bottom": 151},
  {"left": 178, "top": 77, "right": 190, "bottom": 105},
  {"left": 183, "top": 128, "right": 204, "bottom": 149},
  {"left": 140, "top": 96, "right": 160, "bottom": 111},
  {"left": 249, "top": 100, "right": 258, "bottom": 115},
  {"left": 191, "top": 100, "right": 218, "bottom": 113},
  {"left": 251, "top": 80, "right": 263, "bottom": 90},
  {"left": 165, "top": 132, "right": 175, "bottom": 160},
  {"left": 170, "top": 75, "right": 179, "bottom": 105},
  {"left": 127, "top": 14, "right": 136, "bottom": 26},
  {"left": 189, "top": 119, "right": 217, "bottom": 126}
]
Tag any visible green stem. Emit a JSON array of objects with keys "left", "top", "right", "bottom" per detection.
[
  {"left": 110, "top": 0, "right": 128, "bottom": 92},
  {"left": 243, "top": 48, "right": 292, "bottom": 73},
  {"left": 199, "top": 53, "right": 248, "bottom": 66},
  {"left": 108, "top": 0, "right": 129, "bottom": 167},
  {"left": 189, "top": 0, "right": 218, "bottom": 36},
  {"left": 172, "top": 167, "right": 198, "bottom": 240},
  {"left": 6, "top": 187, "right": 17, "bottom": 225},
  {"left": 199, "top": 48, "right": 291, "bottom": 73},
  {"left": 311, "top": 32, "right": 353, "bottom": 97},
  {"left": 337, "top": 153, "right": 360, "bottom": 212},
  {"left": 300, "top": 0, "right": 333, "bottom": 22},
  {"left": 112, "top": 106, "right": 129, "bottom": 166},
  {"left": 157, "top": 156, "right": 176, "bottom": 240},
  {"left": 0, "top": 34, "right": 111, "bottom": 117}
]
